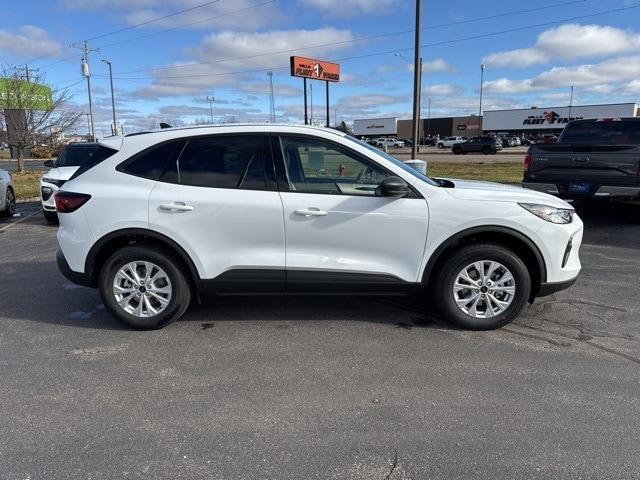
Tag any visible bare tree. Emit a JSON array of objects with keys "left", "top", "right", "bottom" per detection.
[{"left": 0, "top": 67, "right": 82, "bottom": 172}]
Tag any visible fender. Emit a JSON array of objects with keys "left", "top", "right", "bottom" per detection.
[
  {"left": 85, "top": 228, "right": 200, "bottom": 288},
  {"left": 420, "top": 225, "right": 547, "bottom": 287}
]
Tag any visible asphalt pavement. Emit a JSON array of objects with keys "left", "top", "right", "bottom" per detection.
[{"left": 0, "top": 201, "right": 639, "bottom": 479}]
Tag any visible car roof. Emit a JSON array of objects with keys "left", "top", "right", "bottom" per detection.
[{"left": 123, "top": 123, "right": 348, "bottom": 139}]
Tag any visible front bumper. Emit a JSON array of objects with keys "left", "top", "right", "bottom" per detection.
[
  {"left": 537, "top": 277, "right": 577, "bottom": 297},
  {"left": 57, "top": 250, "right": 92, "bottom": 287}
]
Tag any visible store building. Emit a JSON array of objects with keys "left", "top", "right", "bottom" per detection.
[
  {"left": 397, "top": 115, "right": 481, "bottom": 140},
  {"left": 482, "top": 103, "right": 639, "bottom": 136}
]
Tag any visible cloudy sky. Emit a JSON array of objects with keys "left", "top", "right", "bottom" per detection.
[{"left": 1, "top": 0, "right": 639, "bottom": 136}]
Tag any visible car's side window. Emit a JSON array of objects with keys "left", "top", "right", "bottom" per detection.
[
  {"left": 119, "top": 140, "right": 182, "bottom": 180},
  {"left": 280, "top": 136, "right": 395, "bottom": 196},
  {"left": 162, "top": 135, "right": 268, "bottom": 190}
]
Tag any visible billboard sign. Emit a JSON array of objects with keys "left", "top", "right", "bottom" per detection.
[
  {"left": 290, "top": 56, "right": 340, "bottom": 82},
  {"left": 353, "top": 117, "right": 397, "bottom": 136},
  {"left": 483, "top": 103, "right": 639, "bottom": 131},
  {"left": 0, "top": 78, "right": 53, "bottom": 111}
]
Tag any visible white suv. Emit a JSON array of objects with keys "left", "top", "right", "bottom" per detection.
[
  {"left": 41, "top": 142, "right": 115, "bottom": 223},
  {"left": 437, "top": 136, "right": 467, "bottom": 149},
  {"left": 55, "top": 124, "right": 583, "bottom": 330},
  {"left": 375, "top": 138, "right": 405, "bottom": 148}
]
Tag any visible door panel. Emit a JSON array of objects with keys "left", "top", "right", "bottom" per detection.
[
  {"left": 280, "top": 192, "right": 429, "bottom": 282},
  {"left": 148, "top": 134, "right": 285, "bottom": 282},
  {"left": 276, "top": 135, "right": 429, "bottom": 285}
]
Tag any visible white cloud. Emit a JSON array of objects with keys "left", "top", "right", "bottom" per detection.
[
  {"left": 0, "top": 26, "right": 61, "bottom": 59},
  {"left": 422, "top": 84, "right": 462, "bottom": 96},
  {"left": 128, "top": 28, "right": 355, "bottom": 99},
  {"left": 483, "top": 23, "right": 640, "bottom": 69},
  {"left": 422, "top": 58, "right": 457, "bottom": 74},
  {"left": 483, "top": 78, "right": 537, "bottom": 94},
  {"left": 300, "top": 0, "right": 395, "bottom": 14},
  {"left": 483, "top": 48, "right": 550, "bottom": 69},
  {"left": 336, "top": 93, "right": 408, "bottom": 116}
]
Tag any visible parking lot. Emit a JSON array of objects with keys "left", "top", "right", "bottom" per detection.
[{"left": 1, "top": 200, "right": 639, "bottom": 479}]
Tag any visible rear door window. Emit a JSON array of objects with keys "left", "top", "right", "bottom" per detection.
[{"left": 163, "top": 135, "right": 270, "bottom": 190}]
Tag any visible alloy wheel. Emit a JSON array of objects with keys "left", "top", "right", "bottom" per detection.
[
  {"left": 112, "top": 261, "right": 173, "bottom": 318},
  {"left": 452, "top": 260, "right": 516, "bottom": 319}
]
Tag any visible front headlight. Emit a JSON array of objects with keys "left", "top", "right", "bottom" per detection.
[{"left": 519, "top": 203, "right": 574, "bottom": 224}]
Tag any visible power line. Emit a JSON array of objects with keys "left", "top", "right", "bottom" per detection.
[
  {"left": 105, "top": 2, "right": 640, "bottom": 82},
  {"left": 98, "top": 0, "right": 276, "bottom": 49},
  {"left": 84, "top": 0, "right": 222, "bottom": 42},
  {"left": 114, "top": 0, "right": 588, "bottom": 75},
  {"left": 33, "top": 0, "right": 581, "bottom": 71}
]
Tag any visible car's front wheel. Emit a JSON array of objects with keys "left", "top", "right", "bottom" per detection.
[
  {"left": 99, "top": 246, "right": 192, "bottom": 330},
  {"left": 434, "top": 243, "right": 531, "bottom": 330}
]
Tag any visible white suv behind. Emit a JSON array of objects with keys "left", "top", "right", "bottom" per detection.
[
  {"left": 41, "top": 142, "right": 116, "bottom": 223},
  {"left": 375, "top": 138, "right": 405, "bottom": 149},
  {"left": 55, "top": 124, "right": 583, "bottom": 330}
]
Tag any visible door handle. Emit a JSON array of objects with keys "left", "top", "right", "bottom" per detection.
[
  {"left": 294, "top": 208, "right": 328, "bottom": 217},
  {"left": 159, "top": 202, "right": 194, "bottom": 212}
]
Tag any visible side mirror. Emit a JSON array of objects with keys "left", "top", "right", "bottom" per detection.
[
  {"left": 376, "top": 176, "right": 410, "bottom": 198},
  {"left": 43, "top": 160, "right": 55, "bottom": 168}
]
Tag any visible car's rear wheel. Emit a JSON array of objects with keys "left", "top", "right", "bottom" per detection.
[
  {"left": 43, "top": 210, "right": 59, "bottom": 224},
  {"left": 3, "top": 187, "right": 15, "bottom": 217},
  {"left": 99, "top": 246, "right": 192, "bottom": 330},
  {"left": 452, "top": 146, "right": 461, "bottom": 155},
  {"left": 482, "top": 146, "right": 492, "bottom": 154},
  {"left": 434, "top": 243, "right": 531, "bottom": 330}
]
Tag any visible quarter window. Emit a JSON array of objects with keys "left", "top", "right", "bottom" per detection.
[
  {"left": 119, "top": 140, "right": 181, "bottom": 180},
  {"left": 280, "top": 136, "right": 395, "bottom": 196}
]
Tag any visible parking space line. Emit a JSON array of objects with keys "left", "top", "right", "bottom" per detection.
[{"left": 0, "top": 210, "right": 40, "bottom": 233}]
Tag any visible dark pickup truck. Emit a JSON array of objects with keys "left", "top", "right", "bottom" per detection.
[{"left": 523, "top": 118, "right": 640, "bottom": 200}]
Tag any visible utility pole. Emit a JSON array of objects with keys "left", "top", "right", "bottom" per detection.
[
  {"left": 426, "top": 96, "right": 431, "bottom": 137},
  {"left": 101, "top": 59, "right": 117, "bottom": 135},
  {"left": 85, "top": 113, "right": 91, "bottom": 137},
  {"left": 206, "top": 95, "right": 215, "bottom": 124},
  {"left": 73, "top": 41, "right": 99, "bottom": 141},
  {"left": 310, "top": 83, "right": 313, "bottom": 125},
  {"left": 478, "top": 64, "right": 485, "bottom": 135},
  {"left": 267, "top": 71, "right": 276, "bottom": 123},
  {"left": 411, "top": 0, "right": 422, "bottom": 158},
  {"left": 568, "top": 85, "right": 574, "bottom": 119}
]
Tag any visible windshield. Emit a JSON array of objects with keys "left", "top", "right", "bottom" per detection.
[
  {"left": 346, "top": 135, "right": 438, "bottom": 186},
  {"left": 56, "top": 145, "right": 105, "bottom": 167}
]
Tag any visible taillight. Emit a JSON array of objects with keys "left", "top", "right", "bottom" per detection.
[
  {"left": 524, "top": 153, "right": 533, "bottom": 173},
  {"left": 54, "top": 191, "right": 91, "bottom": 213}
]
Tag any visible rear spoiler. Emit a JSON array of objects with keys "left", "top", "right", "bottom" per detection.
[{"left": 98, "top": 135, "right": 123, "bottom": 151}]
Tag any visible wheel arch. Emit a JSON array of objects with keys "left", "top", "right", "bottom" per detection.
[
  {"left": 85, "top": 228, "right": 201, "bottom": 291},
  {"left": 421, "top": 226, "right": 547, "bottom": 301}
]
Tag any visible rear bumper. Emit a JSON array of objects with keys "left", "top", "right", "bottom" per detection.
[
  {"left": 57, "top": 250, "right": 93, "bottom": 287},
  {"left": 523, "top": 182, "right": 640, "bottom": 198},
  {"left": 536, "top": 277, "right": 577, "bottom": 297}
]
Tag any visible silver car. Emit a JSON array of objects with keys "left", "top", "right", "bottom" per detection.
[{"left": 0, "top": 169, "right": 16, "bottom": 217}]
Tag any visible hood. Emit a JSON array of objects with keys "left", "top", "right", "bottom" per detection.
[
  {"left": 443, "top": 178, "right": 573, "bottom": 209},
  {"left": 42, "top": 166, "right": 80, "bottom": 181}
]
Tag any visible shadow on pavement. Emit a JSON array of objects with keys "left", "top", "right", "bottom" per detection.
[{"left": 575, "top": 199, "right": 639, "bottom": 250}]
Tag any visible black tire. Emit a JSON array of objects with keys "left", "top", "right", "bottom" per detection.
[
  {"left": 482, "top": 146, "right": 492, "bottom": 155},
  {"left": 452, "top": 146, "right": 461, "bottom": 155},
  {"left": 43, "top": 210, "right": 59, "bottom": 224},
  {"left": 437, "top": 143, "right": 444, "bottom": 149},
  {"left": 433, "top": 243, "right": 531, "bottom": 330},
  {"left": 99, "top": 246, "right": 192, "bottom": 330},
  {"left": 3, "top": 187, "right": 15, "bottom": 217}
]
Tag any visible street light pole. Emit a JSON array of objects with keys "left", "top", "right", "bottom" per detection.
[
  {"left": 478, "top": 64, "right": 485, "bottom": 135},
  {"left": 411, "top": 0, "right": 422, "bottom": 158},
  {"left": 568, "top": 85, "right": 574, "bottom": 119},
  {"left": 427, "top": 96, "right": 431, "bottom": 137},
  {"left": 101, "top": 59, "right": 117, "bottom": 135}
]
